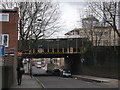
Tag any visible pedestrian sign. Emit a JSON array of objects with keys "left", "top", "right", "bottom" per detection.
[{"left": 0, "top": 45, "right": 5, "bottom": 56}]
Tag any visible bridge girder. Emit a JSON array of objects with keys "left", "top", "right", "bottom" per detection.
[{"left": 22, "top": 53, "right": 81, "bottom": 58}]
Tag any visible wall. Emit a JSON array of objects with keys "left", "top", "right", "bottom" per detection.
[
  {"left": 81, "top": 46, "right": 119, "bottom": 79},
  {"left": 0, "top": 8, "right": 18, "bottom": 88},
  {"left": 1, "top": 11, "right": 18, "bottom": 52},
  {"left": 64, "top": 55, "right": 82, "bottom": 75},
  {"left": 64, "top": 46, "right": 119, "bottom": 79},
  {"left": 2, "top": 55, "right": 14, "bottom": 88}
]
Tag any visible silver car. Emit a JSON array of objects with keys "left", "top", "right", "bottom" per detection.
[{"left": 60, "top": 69, "right": 71, "bottom": 77}]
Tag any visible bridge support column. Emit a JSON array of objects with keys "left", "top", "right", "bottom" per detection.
[
  {"left": 64, "top": 55, "right": 82, "bottom": 75},
  {"left": 71, "top": 55, "right": 82, "bottom": 75},
  {"left": 64, "top": 56, "right": 71, "bottom": 70}
]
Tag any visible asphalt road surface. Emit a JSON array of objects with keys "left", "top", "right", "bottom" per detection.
[
  {"left": 35, "top": 76, "right": 114, "bottom": 89},
  {"left": 32, "top": 66, "right": 52, "bottom": 76},
  {"left": 32, "top": 66, "right": 118, "bottom": 89},
  {"left": 32, "top": 66, "right": 47, "bottom": 75}
]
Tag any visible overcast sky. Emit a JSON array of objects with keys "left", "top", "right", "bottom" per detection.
[
  {"left": 51, "top": 2, "right": 87, "bottom": 38},
  {"left": 0, "top": 0, "right": 87, "bottom": 38}
]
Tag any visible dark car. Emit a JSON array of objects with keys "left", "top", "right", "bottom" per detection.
[
  {"left": 60, "top": 69, "right": 71, "bottom": 77},
  {"left": 52, "top": 69, "right": 60, "bottom": 76}
]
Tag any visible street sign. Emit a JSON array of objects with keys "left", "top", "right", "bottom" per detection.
[
  {"left": 0, "top": 45, "right": 5, "bottom": 56},
  {"left": 18, "top": 52, "right": 22, "bottom": 56}
]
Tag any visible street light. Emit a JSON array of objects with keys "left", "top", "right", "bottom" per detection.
[
  {"left": 76, "top": 38, "right": 78, "bottom": 52},
  {"left": 67, "top": 38, "right": 69, "bottom": 53},
  {"left": 47, "top": 40, "right": 50, "bottom": 52},
  {"left": 56, "top": 38, "right": 59, "bottom": 52}
]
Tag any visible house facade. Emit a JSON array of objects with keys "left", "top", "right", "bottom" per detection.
[
  {"left": 64, "top": 15, "right": 119, "bottom": 79},
  {"left": 0, "top": 7, "right": 18, "bottom": 88},
  {"left": 65, "top": 16, "right": 119, "bottom": 46}
]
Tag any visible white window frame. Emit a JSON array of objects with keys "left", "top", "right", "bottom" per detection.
[
  {"left": 0, "top": 13, "right": 9, "bottom": 22},
  {"left": 0, "top": 34, "right": 2, "bottom": 45},
  {"left": 2, "top": 34, "right": 9, "bottom": 47}
]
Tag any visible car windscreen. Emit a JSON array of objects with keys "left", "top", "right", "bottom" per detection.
[{"left": 63, "top": 70, "right": 71, "bottom": 73}]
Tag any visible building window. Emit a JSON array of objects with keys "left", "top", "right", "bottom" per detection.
[
  {"left": 104, "top": 32, "right": 108, "bottom": 36},
  {"left": 0, "top": 34, "right": 9, "bottom": 47},
  {"left": 97, "top": 41, "right": 101, "bottom": 44},
  {"left": 96, "top": 32, "right": 102, "bottom": 36},
  {"left": 77, "top": 31, "right": 79, "bottom": 35},
  {"left": 2, "top": 34, "right": 9, "bottom": 47},
  {"left": 0, "top": 13, "right": 9, "bottom": 21},
  {"left": 104, "top": 40, "right": 108, "bottom": 45}
]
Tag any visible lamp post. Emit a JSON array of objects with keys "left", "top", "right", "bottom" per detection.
[
  {"left": 76, "top": 38, "right": 78, "bottom": 52},
  {"left": 67, "top": 38, "right": 69, "bottom": 53},
  {"left": 47, "top": 40, "right": 49, "bottom": 52},
  {"left": 57, "top": 38, "right": 59, "bottom": 52}
]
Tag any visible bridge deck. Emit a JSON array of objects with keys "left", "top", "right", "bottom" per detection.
[{"left": 22, "top": 52, "right": 81, "bottom": 58}]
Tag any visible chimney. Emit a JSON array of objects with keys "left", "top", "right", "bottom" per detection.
[{"left": 14, "top": 7, "right": 19, "bottom": 12}]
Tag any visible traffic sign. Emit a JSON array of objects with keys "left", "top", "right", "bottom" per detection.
[
  {"left": 0, "top": 45, "right": 5, "bottom": 56},
  {"left": 18, "top": 52, "right": 22, "bottom": 56}
]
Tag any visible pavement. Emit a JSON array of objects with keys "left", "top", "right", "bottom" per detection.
[
  {"left": 72, "top": 75, "right": 119, "bottom": 88},
  {"left": 10, "top": 75, "right": 42, "bottom": 89},
  {"left": 9, "top": 74, "right": 119, "bottom": 89}
]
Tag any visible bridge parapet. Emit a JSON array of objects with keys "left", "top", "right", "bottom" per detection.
[
  {"left": 19, "top": 38, "right": 91, "bottom": 54},
  {"left": 24, "top": 47, "right": 86, "bottom": 55}
]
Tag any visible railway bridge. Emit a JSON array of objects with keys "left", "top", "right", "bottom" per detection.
[{"left": 20, "top": 38, "right": 91, "bottom": 74}]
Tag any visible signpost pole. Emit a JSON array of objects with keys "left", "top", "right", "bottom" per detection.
[
  {"left": 0, "top": 45, "right": 4, "bottom": 90},
  {"left": 0, "top": 55, "right": 2, "bottom": 89}
]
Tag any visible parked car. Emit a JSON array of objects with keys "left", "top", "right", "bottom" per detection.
[
  {"left": 52, "top": 69, "right": 60, "bottom": 76},
  {"left": 36, "top": 62, "right": 41, "bottom": 68},
  {"left": 37, "top": 64, "right": 41, "bottom": 68},
  {"left": 46, "top": 70, "right": 53, "bottom": 73},
  {"left": 60, "top": 69, "right": 71, "bottom": 77}
]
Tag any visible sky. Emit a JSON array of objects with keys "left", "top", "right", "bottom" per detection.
[
  {"left": 0, "top": 0, "right": 87, "bottom": 38},
  {"left": 51, "top": 2, "right": 87, "bottom": 38}
]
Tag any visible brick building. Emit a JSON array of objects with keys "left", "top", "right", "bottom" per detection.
[{"left": 0, "top": 7, "right": 18, "bottom": 88}]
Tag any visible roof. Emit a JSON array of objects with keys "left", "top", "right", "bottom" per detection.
[
  {"left": 67, "top": 34, "right": 80, "bottom": 38},
  {"left": 0, "top": 9, "right": 17, "bottom": 12},
  {"left": 82, "top": 16, "right": 98, "bottom": 21},
  {"left": 65, "top": 26, "right": 112, "bottom": 35},
  {"left": 64, "top": 28, "right": 82, "bottom": 35},
  {"left": 0, "top": 7, "right": 18, "bottom": 13}
]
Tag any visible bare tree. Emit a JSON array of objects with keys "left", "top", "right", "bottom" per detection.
[
  {"left": 88, "top": 1, "right": 120, "bottom": 38},
  {"left": 1, "top": 1, "right": 61, "bottom": 52},
  {"left": 2, "top": 1, "right": 60, "bottom": 40},
  {"left": 82, "top": 1, "right": 120, "bottom": 66},
  {"left": 82, "top": 15, "right": 108, "bottom": 65},
  {"left": 82, "top": 15, "right": 107, "bottom": 46}
]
